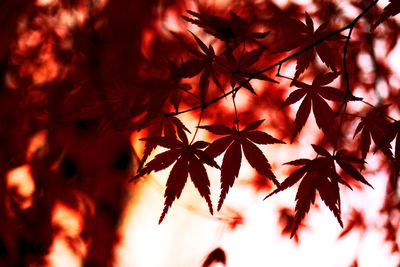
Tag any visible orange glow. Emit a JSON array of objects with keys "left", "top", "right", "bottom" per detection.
[
  {"left": 163, "top": 8, "right": 181, "bottom": 32},
  {"left": 47, "top": 238, "right": 83, "bottom": 267},
  {"left": 47, "top": 202, "right": 87, "bottom": 266},
  {"left": 214, "top": 0, "right": 231, "bottom": 6},
  {"left": 6, "top": 165, "right": 35, "bottom": 210},
  {"left": 18, "top": 30, "right": 42, "bottom": 51},
  {"left": 27, "top": 130, "right": 48, "bottom": 161},
  {"left": 32, "top": 57, "right": 60, "bottom": 85},
  {"left": 51, "top": 202, "right": 83, "bottom": 238},
  {"left": 14, "top": 0, "right": 99, "bottom": 87},
  {"left": 36, "top": 0, "right": 58, "bottom": 6}
]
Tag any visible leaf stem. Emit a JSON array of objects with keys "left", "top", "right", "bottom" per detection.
[
  {"left": 189, "top": 108, "right": 204, "bottom": 145},
  {"left": 181, "top": 86, "right": 201, "bottom": 100},
  {"left": 232, "top": 91, "right": 240, "bottom": 130}
]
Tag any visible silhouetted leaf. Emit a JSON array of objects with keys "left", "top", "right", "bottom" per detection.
[
  {"left": 135, "top": 131, "right": 219, "bottom": 223},
  {"left": 265, "top": 146, "right": 369, "bottom": 237},
  {"left": 281, "top": 72, "right": 348, "bottom": 143},
  {"left": 373, "top": 0, "right": 400, "bottom": 29},
  {"left": 200, "top": 120, "right": 284, "bottom": 210}
]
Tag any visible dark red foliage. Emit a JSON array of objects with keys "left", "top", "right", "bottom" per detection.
[
  {"left": 266, "top": 145, "right": 370, "bottom": 236},
  {"left": 280, "top": 72, "right": 352, "bottom": 143},
  {"left": 199, "top": 120, "right": 284, "bottom": 210},
  {"left": 275, "top": 13, "right": 343, "bottom": 81},
  {"left": 353, "top": 105, "right": 393, "bottom": 161},
  {"left": 1, "top": 0, "right": 400, "bottom": 265},
  {"left": 183, "top": 10, "right": 269, "bottom": 50},
  {"left": 135, "top": 114, "right": 190, "bottom": 171},
  {"left": 374, "top": 120, "right": 400, "bottom": 188},
  {"left": 373, "top": 0, "right": 400, "bottom": 29},
  {"left": 135, "top": 132, "right": 219, "bottom": 222}
]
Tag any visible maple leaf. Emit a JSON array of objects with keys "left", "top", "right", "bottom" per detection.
[
  {"left": 280, "top": 72, "right": 353, "bottom": 143},
  {"left": 127, "top": 59, "right": 194, "bottom": 117},
  {"left": 134, "top": 131, "right": 220, "bottom": 223},
  {"left": 353, "top": 105, "right": 393, "bottom": 161},
  {"left": 133, "top": 114, "right": 190, "bottom": 172},
  {"left": 218, "top": 48, "right": 278, "bottom": 94},
  {"left": 373, "top": 0, "right": 400, "bottom": 29},
  {"left": 276, "top": 12, "right": 342, "bottom": 80},
  {"left": 166, "top": 60, "right": 193, "bottom": 112},
  {"left": 183, "top": 10, "right": 270, "bottom": 51},
  {"left": 372, "top": 120, "right": 400, "bottom": 188},
  {"left": 199, "top": 120, "right": 284, "bottom": 210},
  {"left": 265, "top": 145, "right": 371, "bottom": 237},
  {"left": 183, "top": 10, "right": 235, "bottom": 41},
  {"left": 173, "top": 31, "right": 223, "bottom": 102}
]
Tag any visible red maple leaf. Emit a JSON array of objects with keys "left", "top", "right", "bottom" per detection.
[
  {"left": 219, "top": 48, "right": 278, "bottom": 94},
  {"left": 276, "top": 12, "right": 342, "bottom": 80},
  {"left": 173, "top": 31, "right": 220, "bottom": 102},
  {"left": 166, "top": 60, "right": 193, "bottom": 112},
  {"left": 183, "top": 10, "right": 270, "bottom": 49},
  {"left": 125, "top": 59, "right": 193, "bottom": 118},
  {"left": 372, "top": 120, "right": 400, "bottom": 188},
  {"left": 133, "top": 114, "right": 190, "bottom": 172},
  {"left": 280, "top": 72, "right": 352, "bottom": 143},
  {"left": 373, "top": 0, "right": 400, "bottom": 29},
  {"left": 353, "top": 105, "right": 393, "bottom": 161},
  {"left": 134, "top": 130, "right": 220, "bottom": 223},
  {"left": 265, "top": 145, "right": 371, "bottom": 237},
  {"left": 199, "top": 120, "right": 284, "bottom": 210}
]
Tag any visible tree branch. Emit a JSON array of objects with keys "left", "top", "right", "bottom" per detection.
[{"left": 166, "top": 0, "right": 379, "bottom": 117}]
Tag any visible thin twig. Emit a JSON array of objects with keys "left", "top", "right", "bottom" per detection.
[
  {"left": 189, "top": 109, "right": 204, "bottom": 145},
  {"left": 181, "top": 86, "right": 201, "bottom": 100},
  {"left": 232, "top": 91, "right": 240, "bottom": 130}
]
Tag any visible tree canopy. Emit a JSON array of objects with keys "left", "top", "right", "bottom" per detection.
[{"left": 0, "top": 0, "right": 400, "bottom": 266}]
